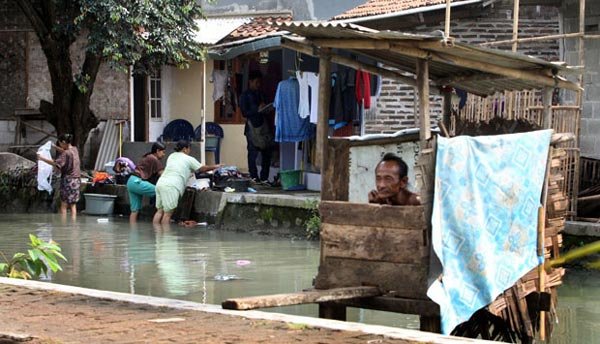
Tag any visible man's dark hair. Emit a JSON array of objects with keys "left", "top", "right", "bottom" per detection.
[
  {"left": 378, "top": 153, "right": 409, "bottom": 178},
  {"left": 174, "top": 140, "right": 191, "bottom": 152},
  {"left": 249, "top": 70, "right": 262, "bottom": 81}
]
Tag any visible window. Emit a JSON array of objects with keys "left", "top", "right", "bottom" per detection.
[{"left": 149, "top": 69, "right": 162, "bottom": 120}]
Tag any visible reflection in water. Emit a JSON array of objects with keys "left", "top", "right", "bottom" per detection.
[{"left": 0, "top": 214, "right": 597, "bottom": 341}]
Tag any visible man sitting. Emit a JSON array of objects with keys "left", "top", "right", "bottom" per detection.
[{"left": 368, "top": 153, "right": 421, "bottom": 206}]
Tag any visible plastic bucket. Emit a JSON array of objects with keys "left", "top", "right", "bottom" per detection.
[
  {"left": 84, "top": 193, "right": 117, "bottom": 215},
  {"left": 280, "top": 170, "right": 302, "bottom": 190}
]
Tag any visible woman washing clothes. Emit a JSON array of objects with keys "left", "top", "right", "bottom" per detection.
[
  {"left": 127, "top": 142, "right": 166, "bottom": 223},
  {"left": 37, "top": 134, "right": 81, "bottom": 217},
  {"left": 153, "top": 140, "right": 220, "bottom": 225}
]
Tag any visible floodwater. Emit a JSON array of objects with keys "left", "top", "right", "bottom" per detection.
[{"left": 0, "top": 214, "right": 597, "bottom": 342}]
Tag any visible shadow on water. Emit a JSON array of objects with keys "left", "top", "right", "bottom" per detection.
[{"left": 0, "top": 214, "right": 597, "bottom": 340}]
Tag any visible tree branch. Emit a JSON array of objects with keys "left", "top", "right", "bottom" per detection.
[{"left": 13, "top": 0, "right": 50, "bottom": 40}]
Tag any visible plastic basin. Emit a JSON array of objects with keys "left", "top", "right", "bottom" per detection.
[{"left": 84, "top": 193, "right": 117, "bottom": 215}]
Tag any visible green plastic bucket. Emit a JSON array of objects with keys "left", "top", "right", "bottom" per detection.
[{"left": 280, "top": 170, "right": 302, "bottom": 190}]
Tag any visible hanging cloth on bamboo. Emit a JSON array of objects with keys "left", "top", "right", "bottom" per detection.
[
  {"left": 355, "top": 70, "right": 371, "bottom": 109},
  {"left": 274, "top": 77, "right": 312, "bottom": 142},
  {"left": 427, "top": 130, "right": 552, "bottom": 335}
]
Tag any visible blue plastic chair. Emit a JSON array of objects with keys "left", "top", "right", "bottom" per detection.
[
  {"left": 159, "top": 119, "right": 195, "bottom": 142},
  {"left": 194, "top": 122, "right": 224, "bottom": 164}
]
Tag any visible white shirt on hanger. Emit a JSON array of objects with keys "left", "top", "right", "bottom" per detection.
[
  {"left": 296, "top": 71, "right": 310, "bottom": 119},
  {"left": 307, "top": 72, "right": 319, "bottom": 124}
]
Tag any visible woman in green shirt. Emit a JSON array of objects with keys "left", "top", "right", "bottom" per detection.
[{"left": 153, "top": 140, "right": 220, "bottom": 225}]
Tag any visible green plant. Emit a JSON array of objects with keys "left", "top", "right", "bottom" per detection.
[
  {"left": 0, "top": 234, "right": 67, "bottom": 280},
  {"left": 304, "top": 199, "right": 321, "bottom": 240}
]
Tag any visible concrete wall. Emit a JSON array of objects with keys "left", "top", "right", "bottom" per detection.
[
  {"left": 563, "top": 0, "right": 600, "bottom": 159},
  {"left": 364, "top": 1, "right": 561, "bottom": 134}
]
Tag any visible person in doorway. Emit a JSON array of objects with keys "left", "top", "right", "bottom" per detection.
[
  {"left": 37, "top": 133, "right": 81, "bottom": 217},
  {"left": 240, "top": 70, "right": 273, "bottom": 182},
  {"left": 153, "top": 140, "right": 220, "bottom": 225},
  {"left": 368, "top": 153, "right": 420, "bottom": 206},
  {"left": 126, "top": 142, "right": 166, "bottom": 223}
]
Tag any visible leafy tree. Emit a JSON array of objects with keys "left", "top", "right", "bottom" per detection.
[{"left": 14, "top": 0, "right": 205, "bottom": 151}]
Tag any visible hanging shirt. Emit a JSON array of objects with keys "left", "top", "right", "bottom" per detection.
[
  {"left": 306, "top": 72, "right": 320, "bottom": 124},
  {"left": 296, "top": 71, "right": 310, "bottom": 119},
  {"left": 212, "top": 70, "right": 227, "bottom": 101},
  {"left": 356, "top": 70, "right": 371, "bottom": 109},
  {"left": 274, "top": 77, "right": 311, "bottom": 142}
]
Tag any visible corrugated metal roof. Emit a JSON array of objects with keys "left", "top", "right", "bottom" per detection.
[
  {"left": 280, "top": 21, "right": 580, "bottom": 95},
  {"left": 94, "top": 120, "right": 120, "bottom": 171},
  {"left": 193, "top": 18, "right": 251, "bottom": 45}
]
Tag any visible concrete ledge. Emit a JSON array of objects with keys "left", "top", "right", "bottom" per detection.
[
  {"left": 0, "top": 277, "right": 494, "bottom": 344},
  {"left": 564, "top": 221, "right": 600, "bottom": 237}
]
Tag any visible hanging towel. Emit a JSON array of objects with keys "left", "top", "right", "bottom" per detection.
[
  {"left": 37, "top": 140, "right": 53, "bottom": 194},
  {"left": 427, "top": 130, "right": 552, "bottom": 335},
  {"left": 355, "top": 70, "right": 371, "bottom": 109},
  {"left": 274, "top": 78, "right": 312, "bottom": 142}
]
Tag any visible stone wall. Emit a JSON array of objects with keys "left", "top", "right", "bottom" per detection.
[
  {"left": 563, "top": 0, "right": 600, "bottom": 159},
  {"left": 365, "top": 1, "right": 561, "bottom": 134}
]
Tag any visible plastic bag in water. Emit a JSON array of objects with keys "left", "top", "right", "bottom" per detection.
[{"left": 37, "top": 140, "right": 53, "bottom": 194}]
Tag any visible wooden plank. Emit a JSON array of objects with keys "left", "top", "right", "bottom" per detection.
[
  {"left": 321, "top": 140, "right": 350, "bottom": 201},
  {"left": 339, "top": 296, "right": 439, "bottom": 316},
  {"left": 321, "top": 223, "right": 428, "bottom": 264},
  {"left": 315, "top": 257, "right": 429, "bottom": 299},
  {"left": 222, "top": 286, "right": 382, "bottom": 310},
  {"left": 319, "top": 201, "right": 426, "bottom": 229}
]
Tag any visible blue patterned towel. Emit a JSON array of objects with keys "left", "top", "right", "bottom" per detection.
[{"left": 427, "top": 130, "right": 552, "bottom": 334}]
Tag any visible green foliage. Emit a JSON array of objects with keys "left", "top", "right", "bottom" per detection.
[
  {"left": 72, "top": 0, "right": 207, "bottom": 73},
  {"left": 0, "top": 234, "right": 67, "bottom": 280},
  {"left": 304, "top": 199, "right": 321, "bottom": 240},
  {"left": 261, "top": 208, "right": 274, "bottom": 223}
]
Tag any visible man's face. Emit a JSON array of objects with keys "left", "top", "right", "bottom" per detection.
[
  {"left": 249, "top": 78, "right": 261, "bottom": 91},
  {"left": 375, "top": 161, "right": 406, "bottom": 199}
]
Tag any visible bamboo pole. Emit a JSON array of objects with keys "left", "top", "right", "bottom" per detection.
[
  {"left": 512, "top": 0, "right": 521, "bottom": 52},
  {"left": 481, "top": 32, "right": 585, "bottom": 46},
  {"left": 315, "top": 49, "right": 331, "bottom": 172},
  {"left": 542, "top": 87, "right": 553, "bottom": 129},
  {"left": 416, "top": 59, "right": 431, "bottom": 148},
  {"left": 444, "top": 0, "right": 451, "bottom": 39}
]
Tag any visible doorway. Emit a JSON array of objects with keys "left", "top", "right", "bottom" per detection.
[{"left": 133, "top": 74, "right": 147, "bottom": 141}]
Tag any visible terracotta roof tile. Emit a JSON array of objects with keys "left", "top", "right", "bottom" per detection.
[
  {"left": 333, "top": 0, "right": 458, "bottom": 20},
  {"left": 226, "top": 14, "right": 293, "bottom": 40}
]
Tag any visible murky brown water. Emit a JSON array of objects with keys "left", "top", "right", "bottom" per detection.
[{"left": 0, "top": 214, "right": 597, "bottom": 341}]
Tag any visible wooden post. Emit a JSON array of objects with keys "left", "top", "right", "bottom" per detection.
[
  {"left": 442, "top": 88, "right": 452, "bottom": 134},
  {"left": 316, "top": 49, "right": 331, "bottom": 172},
  {"left": 420, "top": 315, "right": 441, "bottom": 333},
  {"left": 444, "top": 0, "right": 451, "bottom": 39},
  {"left": 512, "top": 0, "right": 521, "bottom": 52},
  {"left": 537, "top": 206, "right": 546, "bottom": 341},
  {"left": 416, "top": 59, "right": 431, "bottom": 149},
  {"left": 542, "top": 87, "right": 553, "bottom": 129},
  {"left": 577, "top": 0, "right": 585, "bottom": 143}
]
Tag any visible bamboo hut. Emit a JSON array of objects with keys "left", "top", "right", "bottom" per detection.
[{"left": 223, "top": 21, "right": 582, "bottom": 342}]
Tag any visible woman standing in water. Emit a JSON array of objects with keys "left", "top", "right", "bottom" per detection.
[
  {"left": 37, "top": 134, "right": 81, "bottom": 217},
  {"left": 153, "top": 140, "right": 220, "bottom": 225},
  {"left": 127, "top": 142, "right": 166, "bottom": 223}
]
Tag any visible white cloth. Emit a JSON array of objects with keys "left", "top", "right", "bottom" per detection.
[
  {"left": 296, "top": 71, "right": 310, "bottom": 119},
  {"left": 306, "top": 72, "right": 319, "bottom": 124},
  {"left": 37, "top": 140, "right": 53, "bottom": 194},
  {"left": 212, "top": 70, "right": 227, "bottom": 101}
]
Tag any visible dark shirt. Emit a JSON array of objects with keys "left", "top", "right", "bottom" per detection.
[
  {"left": 240, "top": 89, "right": 265, "bottom": 128},
  {"left": 134, "top": 154, "right": 163, "bottom": 184},
  {"left": 55, "top": 146, "right": 81, "bottom": 179}
]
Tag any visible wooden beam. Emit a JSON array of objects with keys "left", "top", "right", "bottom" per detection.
[
  {"left": 481, "top": 32, "right": 584, "bottom": 46},
  {"left": 389, "top": 43, "right": 581, "bottom": 91},
  {"left": 542, "top": 87, "right": 553, "bottom": 129},
  {"left": 281, "top": 39, "right": 442, "bottom": 95},
  {"left": 339, "top": 296, "right": 439, "bottom": 317},
  {"left": 442, "top": 88, "right": 452, "bottom": 133},
  {"left": 311, "top": 39, "right": 390, "bottom": 50},
  {"left": 444, "top": 0, "right": 451, "bottom": 39},
  {"left": 416, "top": 59, "right": 431, "bottom": 148},
  {"left": 221, "top": 286, "right": 382, "bottom": 310},
  {"left": 320, "top": 201, "right": 425, "bottom": 228},
  {"left": 316, "top": 50, "right": 331, "bottom": 172}
]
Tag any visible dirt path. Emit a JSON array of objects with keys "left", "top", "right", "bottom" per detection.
[{"left": 0, "top": 284, "right": 414, "bottom": 344}]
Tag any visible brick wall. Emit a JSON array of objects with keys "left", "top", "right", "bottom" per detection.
[
  {"left": 563, "top": 0, "right": 600, "bottom": 159},
  {"left": 365, "top": 1, "right": 560, "bottom": 134}
]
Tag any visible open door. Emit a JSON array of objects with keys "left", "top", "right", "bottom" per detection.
[{"left": 133, "top": 74, "right": 147, "bottom": 141}]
